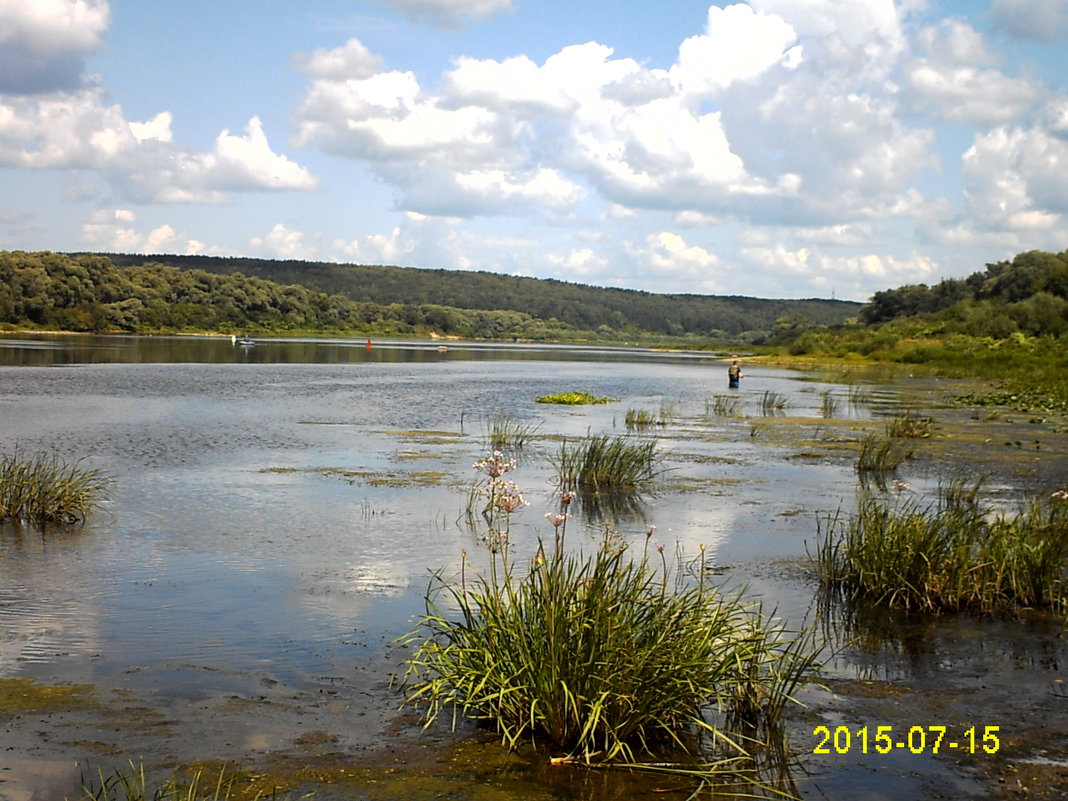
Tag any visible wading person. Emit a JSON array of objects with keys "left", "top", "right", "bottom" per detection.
[{"left": 728, "top": 359, "right": 743, "bottom": 389}]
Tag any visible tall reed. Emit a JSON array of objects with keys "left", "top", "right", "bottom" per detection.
[
  {"left": 815, "top": 483, "right": 1068, "bottom": 612},
  {"left": 552, "top": 434, "right": 662, "bottom": 492},
  {"left": 0, "top": 449, "right": 110, "bottom": 526}
]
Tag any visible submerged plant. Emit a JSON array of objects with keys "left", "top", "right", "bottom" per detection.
[
  {"left": 815, "top": 483, "right": 1068, "bottom": 613},
  {"left": 400, "top": 458, "right": 820, "bottom": 771},
  {"left": 552, "top": 434, "right": 662, "bottom": 492},
  {"left": 0, "top": 449, "right": 110, "bottom": 527}
]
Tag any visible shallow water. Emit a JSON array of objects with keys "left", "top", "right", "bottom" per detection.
[{"left": 1, "top": 333, "right": 1066, "bottom": 801}]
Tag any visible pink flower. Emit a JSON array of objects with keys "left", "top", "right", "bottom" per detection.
[{"left": 545, "top": 512, "right": 569, "bottom": 528}]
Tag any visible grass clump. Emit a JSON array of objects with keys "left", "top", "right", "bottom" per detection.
[
  {"left": 400, "top": 457, "right": 820, "bottom": 768},
  {"left": 535, "top": 391, "right": 614, "bottom": 405},
  {"left": 487, "top": 412, "right": 540, "bottom": 452},
  {"left": 816, "top": 482, "right": 1068, "bottom": 613},
  {"left": 77, "top": 760, "right": 287, "bottom": 800},
  {"left": 0, "top": 449, "right": 110, "bottom": 526},
  {"left": 552, "top": 434, "right": 662, "bottom": 492}
]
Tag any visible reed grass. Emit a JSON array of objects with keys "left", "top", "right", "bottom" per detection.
[
  {"left": 77, "top": 761, "right": 284, "bottom": 800},
  {"left": 819, "top": 390, "right": 839, "bottom": 418},
  {"left": 400, "top": 464, "right": 820, "bottom": 766},
  {"left": 624, "top": 401, "right": 674, "bottom": 429},
  {"left": 0, "top": 449, "right": 110, "bottom": 526},
  {"left": 760, "top": 391, "right": 789, "bottom": 415},
  {"left": 884, "top": 409, "right": 934, "bottom": 439},
  {"left": 855, "top": 433, "right": 913, "bottom": 472},
  {"left": 552, "top": 434, "right": 662, "bottom": 492},
  {"left": 707, "top": 394, "right": 742, "bottom": 417},
  {"left": 487, "top": 412, "right": 539, "bottom": 451},
  {"left": 815, "top": 482, "right": 1068, "bottom": 613}
]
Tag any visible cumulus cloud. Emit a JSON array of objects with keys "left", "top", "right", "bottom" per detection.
[
  {"left": 903, "top": 21, "right": 1042, "bottom": 125},
  {"left": 0, "top": 91, "right": 318, "bottom": 202},
  {"left": 250, "top": 222, "right": 318, "bottom": 260},
  {"left": 0, "top": 0, "right": 110, "bottom": 93},
  {"left": 991, "top": 0, "right": 1068, "bottom": 42},
  {"left": 80, "top": 208, "right": 205, "bottom": 253}
]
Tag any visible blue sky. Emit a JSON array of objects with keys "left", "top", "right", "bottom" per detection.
[{"left": 1, "top": 0, "right": 1067, "bottom": 301}]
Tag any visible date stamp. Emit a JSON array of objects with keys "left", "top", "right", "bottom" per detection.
[{"left": 813, "top": 725, "right": 1001, "bottom": 755}]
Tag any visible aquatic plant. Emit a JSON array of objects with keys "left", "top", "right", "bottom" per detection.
[
  {"left": 487, "top": 412, "right": 540, "bottom": 451},
  {"left": 760, "top": 391, "right": 789, "bottom": 414},
  {"left": 400, "top": 459, "right": 821, "bottom": 770},
  {"left": 855, "top": 433, "right": 913, "bottom": 473},
  {"left": 884, "top": 409, "right": 935, "bottom": 439},
  {"left": 77, "top": 760, "right": 286, "bottom": 800},
  {"left": 552, "top": 434, "right": 662, "bottom": 492},
  {"left": 625, "top": 401, "right": 674, "bottom": 429},
  {"left": 0, "top": 449, "right": 110, "bottom": 526},
  {"left": 819, "top": 390, "right": 839, "bottom": 418},
  {"left": 707, "top": 394, "right": 742, "bottom": 417},
  {"left": 815, "top": 482, "right": 1068, "bottom": 613},
  {"left": 534, "top": 391, "right": 614, "bottom": 405}
]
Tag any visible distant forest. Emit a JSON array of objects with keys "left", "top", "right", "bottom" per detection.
[{"left": 0, "top": 250, "right": 858, "bottom": 343}]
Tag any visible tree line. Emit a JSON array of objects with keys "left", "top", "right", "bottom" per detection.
[{"left": 0, "top": 250, "right": 857, "bottom": 343}]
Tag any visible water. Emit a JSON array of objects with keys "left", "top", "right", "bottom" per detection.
[{"left": 1, "top": 333, "right": 1065, "bottom": 800}]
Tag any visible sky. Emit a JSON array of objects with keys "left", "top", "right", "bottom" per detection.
[{"left": 1, "top": 0, "right": 1067, "bottom": 301}]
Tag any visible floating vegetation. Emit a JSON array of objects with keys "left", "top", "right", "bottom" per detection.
[
  {"left": 535, "top": 391, "right": 614, "bottom": 405},
  {"left": 815, "top": 481, "right": 1068, "bottom": 613},
  {"left": 0, "top": 449, "right": 110, "bottom": 527},
  {"left": 0, "top": 677, "right": 94, "bottom": 715},
  {"left": 400, "top": 457, "right": 821, "bottom": 782},
  {"left": 552, "top": 434, "right": 662, "bottom": 492}
]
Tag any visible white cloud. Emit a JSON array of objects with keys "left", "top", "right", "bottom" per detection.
[
  {"left": 962, "top": 124, "right": 1068, "bottom": 231},
  {"left": 670, "top": 3, "right": 800, "bottom": 97},
  {"left": 991, "top": 0, "right": 1068, "bottom": 42},
  {"left": 903, "top": 22, "right": 1042, "bottom": 125},
  {"left": 0, "top": 91, "right": 317, "bottom": 201},
  {"left": 250, "top": 222, "right": 317, "bottom": 260},
  {"left": 0, "top": 0, "right": 110, "bottom": 93},
  {"left": 79, "top": 208, "right": 205, "bottom": 253}
]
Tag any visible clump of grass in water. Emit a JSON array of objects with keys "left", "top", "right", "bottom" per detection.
[
  {"left": 400, "top": 456, "right": 821, "bottom": 782},
  {"left": 487, "top": 412, "right": 540, "bottom": 451},
  {"left": 707, "top": 394, "right": 742, "bottom": 417},
  {"left": 815, "top": 480, "right": 1068, "bottom": 613},
  {"left": 760, "top": 391, "right": 789, "bottom": 415},
  {"left": 0, "top": 449, "right": 110, "bottom": 526},
  {"left": 856, "top": 432, "right": 914, "bottom": 472},
  {"left": 78, "top": 760, "right": 287, "bottom": 800},
  {"left": 552, "top": 434, "right": 661, "bottom": 492},
  {"left": 535, "top": 391, "right": 614, "bottom": 405},
  {"left": 884, "top": 408, "right": 935, "bottom": 439},
  {"left": 819, "top": 390, "right": 839, "bottom": 418},
  {"left": 625, "top": 401, "right": 674, "bottom": 429}
]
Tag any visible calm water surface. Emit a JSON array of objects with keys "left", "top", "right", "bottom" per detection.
[{"left": 1, "top": 333, "right": 1065, "bottom": 801}]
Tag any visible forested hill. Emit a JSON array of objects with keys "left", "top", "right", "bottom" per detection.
[{"left": 96, "top": 253, "right": 858, "bottom": 341}]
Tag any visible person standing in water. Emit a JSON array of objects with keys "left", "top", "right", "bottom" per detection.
[{"left": 728, "top": 359, "right": 744, "bottom": 389}]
